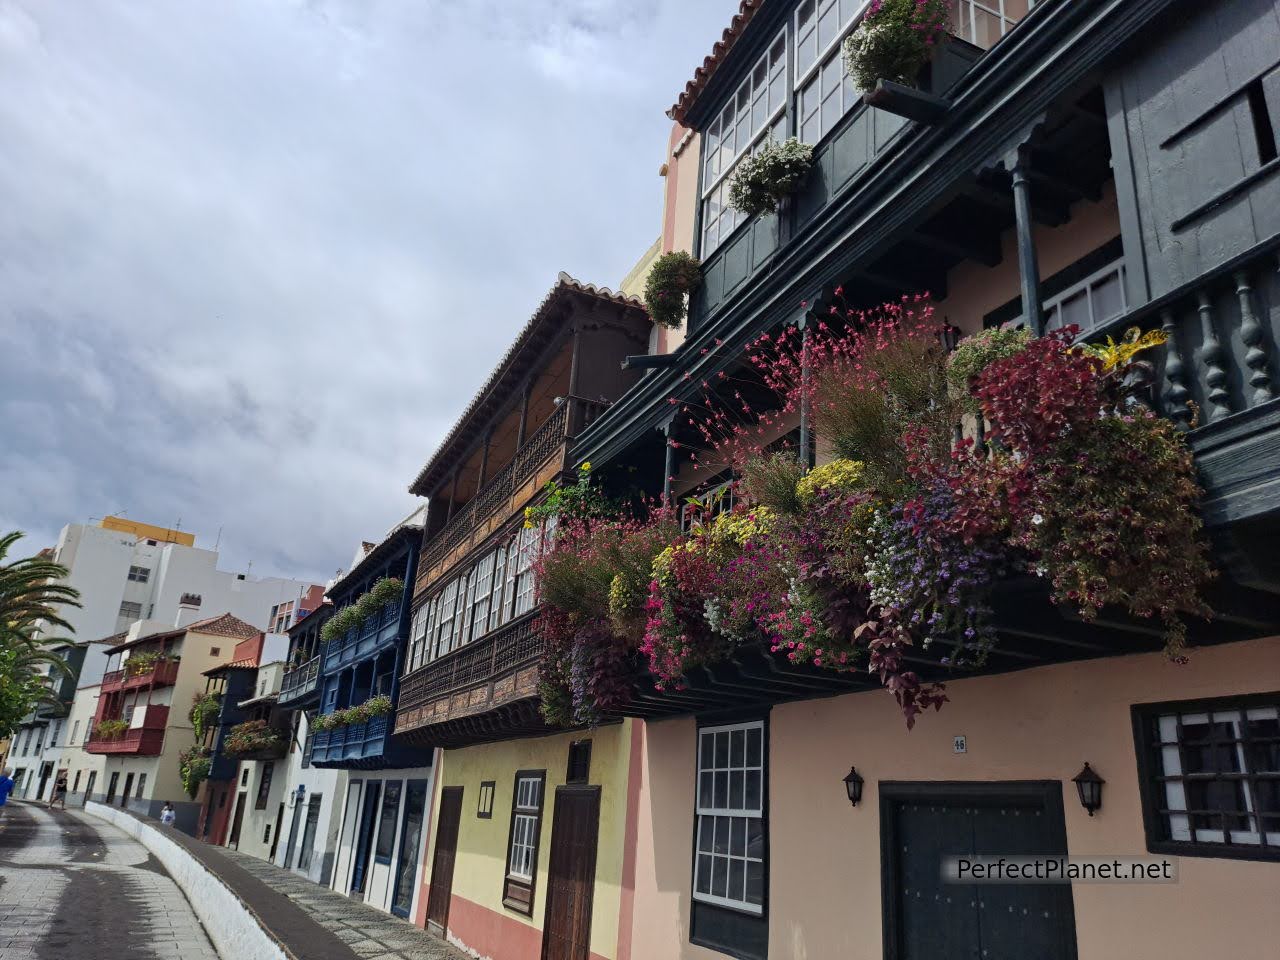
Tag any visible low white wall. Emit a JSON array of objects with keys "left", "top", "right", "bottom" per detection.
[{"left": 84, "top": 801, "right": 289, "bottom": 960}]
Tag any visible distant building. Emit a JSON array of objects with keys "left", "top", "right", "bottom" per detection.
[{"left": 12, "top": 515, "right": 324, "bottom": 803}]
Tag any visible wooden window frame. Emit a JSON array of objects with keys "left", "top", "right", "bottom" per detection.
[
  {"left": 566, "top": 739, "right": 592, "bottom": 785},
  {"left": 1132, "top": 691, "right": 1280, "bottom": 863},
  {"left": 501, "top": 769, "right": 546, "bottom": 916}
]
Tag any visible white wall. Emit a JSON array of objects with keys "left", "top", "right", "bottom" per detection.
[{"left": 273, "top": 712, "right": 348, "bottom": 887}]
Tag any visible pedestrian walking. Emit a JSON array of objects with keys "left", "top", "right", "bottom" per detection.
[
  {"left": 160, "top": 801, "right": 176, "bottom": 826},
  {"left": 0, "top": 768, "right": 15, "bottom": 814},
  {"left": 50, "top": 773, "right": 68, "bottom": 810}
]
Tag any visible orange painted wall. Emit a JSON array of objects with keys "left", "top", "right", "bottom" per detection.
[{"left": 622, "top": 635, "right": 1280, "bottom": 960}]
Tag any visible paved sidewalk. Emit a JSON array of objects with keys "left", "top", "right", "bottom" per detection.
[
  {"left": 217, "top": 846, "right": 466, "bottom": 960},
  {"left": 0, "top": 801, "right": 219, "bottom": 960}
]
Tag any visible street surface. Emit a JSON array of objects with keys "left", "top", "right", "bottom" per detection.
[{"left": 0, "top": 802, "right": 220, "bottom": 960}]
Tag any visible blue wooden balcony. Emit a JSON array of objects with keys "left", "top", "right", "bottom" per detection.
[
  {"left": 322, "top": 604, "right": 403, "bottom": 674},
  {"left": 308, "top": 715, "right": 420, "bottom": 770}
]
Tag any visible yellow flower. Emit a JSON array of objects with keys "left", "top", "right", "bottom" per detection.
[
  {"left": 1076, "top": 327, "right": 1167, "bottom": 371},
  {"left": 796, "top": 459, "right": 865, "bottom": 505},
  {"left": 524, "top": 506, "right": 533, "bottom": 517},
  {"left": 579, "top": 461, "right": 592, "bottom": 472},
  {"left": 523, "top": 520, "right": 534, "bottom": 529}
]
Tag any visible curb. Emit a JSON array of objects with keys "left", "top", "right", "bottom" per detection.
[{"left": 84, "top": 801, "right": 291, "bottom": 960}]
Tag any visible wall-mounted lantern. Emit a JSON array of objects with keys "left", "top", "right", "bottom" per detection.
[
  {"left": 1072, "top": 762, "right": 1104, "bottom": 817},
  {"left": 843, "top": 766, "right": 865, "bottom": 807}
]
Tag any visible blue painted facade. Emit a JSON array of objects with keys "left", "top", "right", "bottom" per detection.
[{"left": 310, "top": 525, "right": 426, "bottom": 770}]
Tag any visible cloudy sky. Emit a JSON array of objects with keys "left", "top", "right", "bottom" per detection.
[{"left": 0, "top": 0, "right": 731, "bottom": 584}]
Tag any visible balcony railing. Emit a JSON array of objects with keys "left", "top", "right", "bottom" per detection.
[
  {"left": 85, "top": 705, "right": 169, "bottom": 755},
  {"left": 279, "top": 655, "right": 321, "bottom": 705},
  {"left": 419, "top": 396, "right": 610, "bottom": 584},
  {"left": 321, "top": 603, "right": 402, "bottom": 673},
  {"left": 101, "top": 658, "right": 180, "bottom": 693},
  {"left": 395, "top": 612, "right": 543, "bottom": 737},
  {"left": 309, "top": 715, "right": 390, "bottom": 765}
]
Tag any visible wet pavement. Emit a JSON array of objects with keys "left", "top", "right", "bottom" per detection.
[{"left": 0, "top": 801, "right": 220, "bottom": 960}]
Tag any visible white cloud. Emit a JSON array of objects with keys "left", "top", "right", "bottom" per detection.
[{"left": 0, "top": 0, "right": 735, "bottom": 582}]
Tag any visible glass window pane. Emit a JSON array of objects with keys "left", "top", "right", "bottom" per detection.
[
  {"left": 747, "top": 817, "right": 765, "bottom": 858},
  {"left": 714, "top": 816, "right": 730, "bottom": 854},
  {"left": 697, "top": 854, "right": 713, "bottom": 893},
  {"left": 746, "top": 860, "right": 764, "bottom": 905},
  {"left": 818, "top": 3, "right": 840, "bottom": 49},
  {"left": 730, "top": 771, "right": 744, "bottom": 809},
  {"left": 700, "top": 771, "right": 713, "bottom": 806},
  {"left": 745, "top": 770, "right": 762, "bottom": 810},
  {"left": 747, "top": 728, "right": 762, "bottom": 766},
  {"left": 731, "top": 816, "right": 746, "bottom": 856},
  {"left": 715, "top": 732, "right": 729, "bottom": 767},
  {"left": 729, "top": 858, "right": 746, "bottom": 903},
  {"left": 731, "top": 729, "right": 744, "bottom": 767},
  {"left": 752, "top": 90, "right": 769, "bottom": 135},
  {"left": 714, "top": 771, "right": 728, "bottom": 808},
  {"left": 712, "top": 855, "right": 728, "bottom": 898}
]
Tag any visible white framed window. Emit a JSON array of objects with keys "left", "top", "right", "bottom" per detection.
[
  {"left": 126, "top": 565, "right": 150, "bottom": 583},
  {"left": 693, "top": 720, "right": 766, "bottom": 914},
  {"left": 1139, "top": 698, "right": 1280, "bottom": 856},
  {"left": 434, "top": 579, "right": 459, "bottom": 659},
  {"left": 513, "top": 526, "right": 539, "bottom": 617},
  {"left": 452, "top": 571, "right": 472, "bottom": 651},
  {"left": 502, "top": 535, "right": 519, "bottom": 623},
  {"left": 470, "top": 550, "right": 497, "bottom": 640},
  {"left": 700, "top": 29, "right": 788, "bottom": 257},
  {"left": 506, "top": 773, "right": 545, "bottom": 882},
  {"left": 489, "top": 542, "right": 511, "bottom": 632},
  {"left": 406, "top": 604, "right": 429, "bottom": 674},
  {"left": 950, "top": 0, "right": 1030, "bottom": 50},
  {"left": 118, "top": 600, "right": 142, "bottom": 620}
]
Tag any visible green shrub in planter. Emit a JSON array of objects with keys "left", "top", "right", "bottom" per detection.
[
  {"left": 643, "top": 251, "right": 702, "bottom": 329},
  {"left": 95, "top": 718, "right": 129, "bottom": 739},
  {"left": 843, "top": 0, "right": 951, "bottom": 91},
  {"left": 365, "top": 694, "right": 393, "bottom": 717},
  {"left": 370, "top": 577, "right": 404, "bottom": 610},
  {"left": 321, "top": 605, "right": 359, "bottom": 644},
  {"left": 728, "top": 138, "right": 815, "bottom": 217},
  {"left": 355, "top": 590, "right": 382, "bottom": 624}
]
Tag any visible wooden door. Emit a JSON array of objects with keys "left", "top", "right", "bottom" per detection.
[
  {"left": 350, "top": 782, "right": 382, "bottom": 895},
  {"left": 540, "top": 786, "right": 601, "bottom": 960},
  {"left": 881, "top": 782, "right": 1077, "bottom": 960},
  {"left": 425, "top": 787, "right": 464, "bottom": 936},
  {"left": 228, "top": 792, "right": 247, "bottom": 848}
]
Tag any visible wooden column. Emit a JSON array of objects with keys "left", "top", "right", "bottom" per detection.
[
  {"left": 1235, "top": 268, "right": 1273, "bottom": 406},
  {"left": 1009, "top": 146, "right": 1045, "bottom": 336},
  {"left": 476, "top": 428, "right": 493, "bottom": 494},
  {"left": 516, "top": 382, "right": 532, "bottom": 448},
  {"left": 662, "top": 420, "right": 677, "bottom": 506},
  {"left": 567, "top": 325, "right": 583, "bottom": 398},
  {"left": 798, "top": 322, "right": 813, "bottom": 468},
  {"left": 445, "top": 470, "right": 460, "bottom": 522}
]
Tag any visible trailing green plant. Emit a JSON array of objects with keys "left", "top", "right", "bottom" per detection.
[
  {"left": 94, "top": 718, "right": 129, "bottom": 739},
  {"left": 843, "top": 0, "right": 951, "bottom": 91},
  {"left": 728, "top": 138, "right": 815, "bottom": 217},
  {"left": 946, "top": 326, "right": 1030, "bottom": 410},
  {"left": 643, "top": 251, "right": 702, "bottom": 329},
  {"left": 178, "top": 747, "right": 211, "bottom": 799},
  {"left": 189, "top": 692, "right": 221, "bottom": 740},
  {"left": 320, "top": 605, "right": 358, "bottom": 644},
  {"left": 223, "top": 719, "right": 283, "bottom": 757},
  {"left": 322, "top": 577, "right": 405, "bottom": 645},
  {"left": 369, "top": 577, "right": 404, "bottom": 611},
  {"left": 526, "top": 461, "right": 613, "bottom": 528},
  {"left": 124, "top": 650, "right": 165, "bottom": 676},
  {"left": 313, "top": 693, "right": 393, "bottom": 731}
]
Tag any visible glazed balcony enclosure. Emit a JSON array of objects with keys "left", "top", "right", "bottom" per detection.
[
  {"left": 91, "top": 628, "right": 186, "bottom": 759},
  {"left": 278, "top": 603, "right": 331, "bottom": 708},
  {"left": 309, "top": 521, "right": 420, "bottom": 770},
  {"left": 202, "top": 659, "right": 261, "bottom": 782},
  {"left": 394, "top": 274, "right": 652, "bottom": 748},
  {"left": 566, "top": 0, "right": 1280, "bottom": 716}
]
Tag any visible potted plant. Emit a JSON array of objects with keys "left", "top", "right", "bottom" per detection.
[
  {"left": 223, "top": 719, "right": 284, "bottom": 758},
  {"left": 189, "top": 692, "right": 221, "bottom": 741},
  {"left": 644, "top": 251, "right": 703, "bottom": 329},
  {"left": 178, "top": 747, "right": 211, "bottom": 799},
  {"left": 728, "top": 138, "right": 815, "bottom": 217},
  {"left": 95, "top": 718, "right": 129, "bottom": 739},
  {"left": 843, "top": 0, "right": 951, "bottom": 91}
]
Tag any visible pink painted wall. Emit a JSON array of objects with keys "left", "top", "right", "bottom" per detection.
[{"left": 621, "top": 635, "right": 1280, "bottom": 960}]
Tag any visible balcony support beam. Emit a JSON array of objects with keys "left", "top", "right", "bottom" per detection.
[
  {"left": 1008, "top": 144, "right": 1046, "bottom": 337},
  {"left": 516, "top": 381, "right": 531, "bottom": 448}
]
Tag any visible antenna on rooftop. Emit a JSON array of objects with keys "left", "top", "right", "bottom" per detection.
[{"left": 213, "top": 526, "right": 223, "bottom": 551}]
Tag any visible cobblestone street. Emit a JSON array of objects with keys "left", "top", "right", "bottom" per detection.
[{"left": 0, "top": 802, "right": 219, "bottom": 960}]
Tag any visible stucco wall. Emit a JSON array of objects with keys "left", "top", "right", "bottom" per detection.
[
  {"left": 624, "top": 635, "right": 1280, "bottom": 960},
  {"left": 419, "top": 721, "right": 635, "bottom": 960}
]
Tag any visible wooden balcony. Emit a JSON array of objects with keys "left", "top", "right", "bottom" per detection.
[
  {"left": 308, "top": 714, "right": 418, "bottom": 769},
  {"left": 321, "top": 603, "right": 403, "bottom": 674},
  {"left": 85, "top": 705, "right": 169, "bottom": 755},
  {"left": 101, "top": 657, "right": 180, "bottom": 694},
  {"left": 279, "top": 655, "right": 321, "bottom": 707},
  {"left": 417, "top": 396, "right": 609, "bottom": 591},
  {"left": 394, "top": 612, "right": 551, "bottom": 748}
]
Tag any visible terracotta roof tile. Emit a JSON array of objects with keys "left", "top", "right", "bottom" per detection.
[
  {"left": 668, "top": 0, "right": 765, "bottom": 123},
  {"left": 183, "top": 613, "right": 263, "bottom": 640}
]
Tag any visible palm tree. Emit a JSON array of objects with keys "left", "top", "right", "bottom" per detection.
[
  {"left": 0, "top": 531, "right": 80, "bottom": 643},
  {"left": 0, "top": 532, "right": 82, "bottom": 738}
]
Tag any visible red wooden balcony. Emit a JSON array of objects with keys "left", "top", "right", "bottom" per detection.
[
  {"left": 85, "top": 704, "right": 170, "bottom": 755},
  {"left": 101, "top": 657, "right": 180, "bottom": 693}
]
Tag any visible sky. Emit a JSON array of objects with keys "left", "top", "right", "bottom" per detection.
[{"left": 0, "top": 0, "right": 733, "bottom": 585}]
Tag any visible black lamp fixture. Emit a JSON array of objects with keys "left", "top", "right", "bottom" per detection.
[
  {"left": 1072, "top": 762, "right": 1104, "bottom": 816},
  {"left": 843, "top": 766, "right": 865, "bottom": 807}
]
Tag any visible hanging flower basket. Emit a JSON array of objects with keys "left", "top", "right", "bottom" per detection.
[
  {"left": 843, "top": 0, "right": 951, "bottom": 92},
  {"left": 643, "top": 251, "right": 702, "bottom": 329},
  {"left": 728, "top": 138, "right": 815, "bottom": 218}
]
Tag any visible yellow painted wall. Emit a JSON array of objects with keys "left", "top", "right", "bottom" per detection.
[
  {"left": 424, "top": 720, "right": 635, "bottom": 959},
  {"left": 100, "top": 516, "right": 195, "bottom": 547}
]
